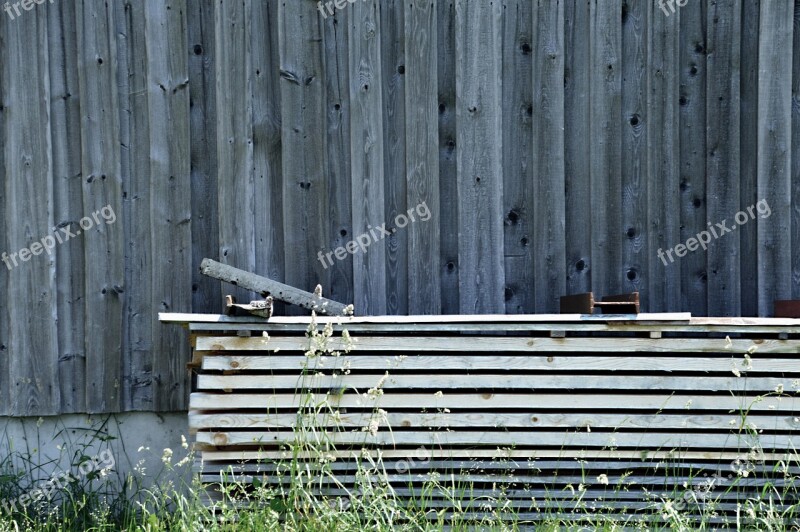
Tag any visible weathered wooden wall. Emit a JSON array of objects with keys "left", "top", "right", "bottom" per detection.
[{"left": 0, "top": 0, "right": 798, "bottom": 415}]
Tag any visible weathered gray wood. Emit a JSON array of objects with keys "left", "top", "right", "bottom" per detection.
[
  {"left": 382, "top": 0, "right": 408, "bottom": 316},
  {"left": 679, "top": 0, "right": 708, "bottom": 317},
  {"left": 200, "top": 259, "right": 348, "bottom": 315},
  {"left": 757, "top": 0, "right": 794, "bottom": 315},
  {"left": 501, "top": 0, "right": 533, "bottom": 314},
  {"left": 76, "top": 0, "right": 124, "bottom": 413},
  {"left": 620, "top": 0, "right": 648, "bottom": 304},
  {"left": 251, "top": 0, "right": 284, "bottom": 315},
  {"left": 794, "top": 0, "right": 800, "bottom": 300},
  {"left": 321, "top": 2, "right": 353, "bottom": 308},
  {"left": 216, "top": 0, "right": 255, "bottom": 305},
  {"left": 405, "top": 0, "right": 440, "bottom": 315},
  {"left": 4, "top": 8, "right": 59, "bottom": 415},
  {"left": 47, "top": 0, "right": 85, "bottom": 413},
  {"left": 564, "top": 0, "right": 591, "bottom": 298},
  {"left": 455, "top": 0, "right": 504, "bottom": 313},
  {"left": 588, "top": 0, "right": 622, "bottom": 297},
  {"left": 146, "top": 0, "right": 192, "bottom": 411},
  {"left": 437, "top": 0, "right": 459, "bottom": 314},
  {"left": 118, "top": 0, "right": 153, "bottom": 410},
  {"left": 739, "top": 0, "right": 760, "bottom": 317},
  {"left": 646, "top": 4, "right": 681, "bottom": 313},
  {"left": 0, "top": 11, "right": 7, "bottom": 415},
  {"left": 706, "top": 0, "right": 741, "bottom": 316}
]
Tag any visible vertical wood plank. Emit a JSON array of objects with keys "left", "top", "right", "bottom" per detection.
[
  {"left": 47, "top": 0, "right": 85, "bottom": 412},
  {"left": 501, "top": 0, "right": 533, "bottom": 314},
  {"left": 280, "top": 1, "right": 330, "bottom": 312},
  {"left": 405, "top": 0, "right": 440, "bottom": 314},
  {"left": 0, "top": 11, "right": 7, "bottom": 415},
  {"left": 757, "top": 0, "right": 794, "bottom": 315},
  {"left": 252, "top": 0, "right": 285, "bottom": 312},
  {"left": 455, "top": 0, "right": 504, "bottom": 314},
  {"left": 792, "top": 0, "right": 800, "bottom": 300},
  {"left": 739, "top": 0, "right": 759, "bottom": 316},
  {"left": 145, "top": 0, "right": 191, "bottom": 410},
  {"left": 382, "top": 0, "right": 408, "bottom": 315},
  {"left": 620, "top": 0, "right": 647, "bottom": 307},
  {"left": 437, "top": 0, "right": 459, "bottom": 313},
  {"left": 118, "top": 0, "right": 153, "bottom": 410},
  {"left": 705, "top": 0, "right": 741, "bottom": 316},
  {"left": 217, "top": 0, "right": 255, "bottom": 305},
  {"left": 321, "top": 2, "right": 353, "bottom": 307},
  {"left": 589, "top": 0, "right": 622, "bottom": 297},
  {"left": 647, "top": 0, "right": 681, "bottom": 312},
  {"left": 678, "top": 0, "right": 707, "bottom": 316},
  {"left": 349, "top": 0, "right": 387, "bottom": 315},
  {"left": 76, "top": 0, "right": 124, "bottom": 412},
  {"left": 532, "top": 0, "right": 565, "bottom": 313},
  {"left": 564, "top": 0, "right": 591, "bottom": 297},
  {"left": 188, "top": 0, "right": 220, "bottom": 314}
]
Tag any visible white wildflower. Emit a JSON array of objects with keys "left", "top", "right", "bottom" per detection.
[
  {"left": 161, "top": 448, "right": 173, "bottom": 465},
  {"left": 181, "top": 435, "right": 189, "bottom": 449},
  {"left": 775, "top": 384, "right": 784, "bottom": 394},
  {"left": 597, "top": 474, "right": 609, "bottom": 485},
  {"left": 434, "top": 391, "right": 444, "bottom": 397}
]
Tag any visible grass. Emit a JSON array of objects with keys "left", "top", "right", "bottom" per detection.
[{"left": 0, "top": 321, "right": 798, "bottom": 531}]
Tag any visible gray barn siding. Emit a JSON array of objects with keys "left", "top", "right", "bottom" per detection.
[{"left": 0, "top": 0, "right": 798, "bottom": 415}]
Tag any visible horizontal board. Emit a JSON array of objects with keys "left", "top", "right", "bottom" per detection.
[
  {"left": 201, "top": 354, "right": 800, "bottom": 373},
  {"left": 196, "top": 373, "right": 796, "bottom": 393},
  {"left": 195, "top": 336, "right": 799, "bottom": 353},
  {"left": 194, "top": 430, "right": 794, "bottom": 449},
  {"left": 189, "top": 392, "right": 798, "bottom": 411},
  {"left": 188, "top": 412, "right": 799, "bottom": 431}
]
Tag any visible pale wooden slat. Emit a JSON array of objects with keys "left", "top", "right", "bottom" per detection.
[
  {"left": 194, "top": 430, "right": 795, "bottom": 449},
  {"left": 200, "top": 448, "right": 794, "bottom": 462},
  {"left": 532, "top": 0, "right": 566, "bottom": 313},
  {"left": 0, "top": 9, "right": 7, "bottom": 415},
  {"left": 48, "top": 0, "right": 85, "bottom": 413},
  {"left": 348, "top": 0, "right": 387, "bottom": 315},
  {"left": 756, "top": 0, "right": 794, "bottom": 315},
  {"left": 196, "top": 373, "right": 794, "bottom": 393},
  {"left": 145, "top": 0, "right": 192, "bottom": 411},
  {"left": 405, "top": 0, "right": 441, "bottom": 315},
  {"left": 188, "top": 412, "right": 796, "bottom": 431},
  {"left": 194, "top": 335, "right": 800, "bottom": 353},
  {"left": 76, "top": 0, "right": 124, "bottom": 413},
  {"left": 201, "top": 354, "right": 800, "bottom": 373},
  {"left": 189, "top": 392, "right": 797, "bottom": 412},
  {"left": 705, "top": 0, "right": 742, "bottom": 316},
  {"left": 455, "top": 0, "right": 505, "bottom": 313}
]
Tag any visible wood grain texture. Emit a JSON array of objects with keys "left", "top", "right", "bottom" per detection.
[
  {"left": 588, "top": 0, "right": 622, "bottom": 297},
  {"left": 145, "top": 0, "right": 192, "bottom": 410},
  {"left": 0, "top": 11, "right": 7, "bottom": 415},
  {"left": 705, "top": 0, "right": 741, "bottom": 316},
  {"left": 564, "top": 0, "right": 591, "bottom": 297},
  {"left": 47, "top": 0, "right": 85, "bottom": 413},
  {"left": 4, "top": 8, "right": 59, "bottom": 415},
  {"left": 76, "top": 0, "right": 124, "bottom": 413},
  {"left": 794, "top": 0, "right": 800, "bottom": 299},
  {"left": 679, "top": 0, "right": 708, "bottom": 316},
  {"left": 646, "top": 3, "right": 681, "bottom": 313},
  {"left": 455, "top": 0, "right": 504, "bottom": 314},
  {"left": 620, "top": 0, "right": 648, "bottom": 307},
  {"left": 349, "top": 0, "right": 387, "bottom": 315},
  {"left": 501, "top": 0, "right": 533, "bottom": 314},
  {"left": 217, "top": 0, "right": 255, "bottom": 305},
  {"left": 405, "top": 0, "right": 440, "bottom": 315},
  {"left": 757, "top": 0, "right": 794, "bottom": 315}
]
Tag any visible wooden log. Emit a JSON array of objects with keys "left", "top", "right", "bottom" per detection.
[{"left": 200, "top": 259, "right": 349, "bottom": 315}]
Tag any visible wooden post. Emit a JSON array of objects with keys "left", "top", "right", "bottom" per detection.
[{"left": 200, "top": 259, "right": 350, "bottom": 315}]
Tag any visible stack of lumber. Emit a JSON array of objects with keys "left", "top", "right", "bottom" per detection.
[{"left": 161, "top": 312, "right": 800, "bottom": 522}]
